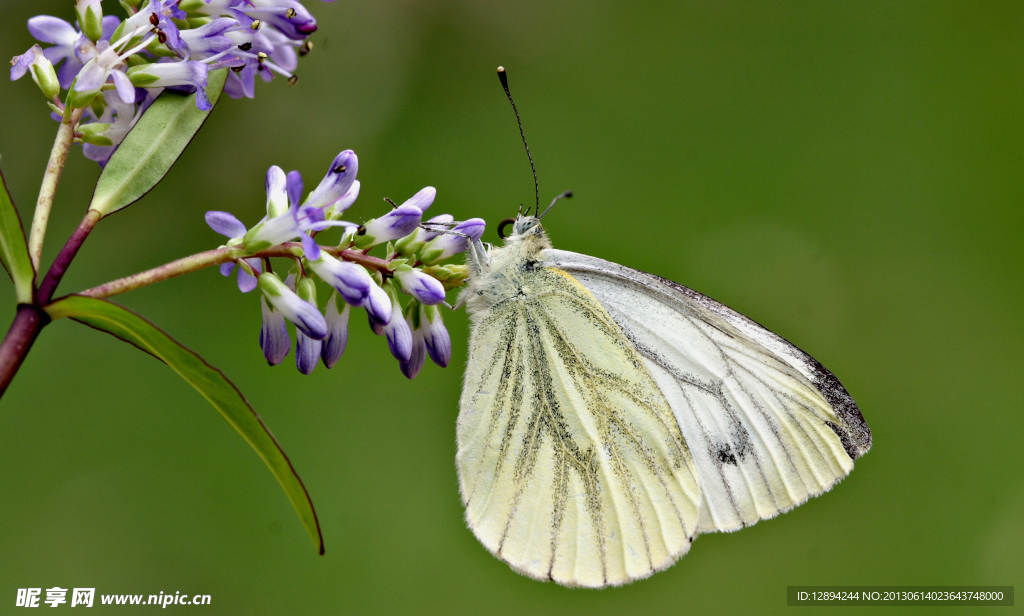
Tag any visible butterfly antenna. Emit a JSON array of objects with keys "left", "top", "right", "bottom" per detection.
[
  {"left": 497, "top": 66, "right": 540, "bottom": 216},
  {"left": 539, "top": 191, "right": 573, "bottom": 219}
]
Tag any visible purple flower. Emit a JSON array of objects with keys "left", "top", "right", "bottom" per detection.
[
  {"left": 259, "top": 296, "right": 290, "bottom": 365},
  {"left": 394, "top": 266, "right": 445, "bottom": 305},
  {"left": 258, "top": 272, "right": 327, "bottom": 340},
  {"left": 306, "top": 253, "right": 374, "bottom": 306},
  {"left": 419, "top": 218, "right": 486, "bottom": 264},
  {"left": 303, "top": 150, "right": 358, "bottom": 211},
  {"left": 381, "top": 286, "right": 412, "bottom": 363},
  {"left": 421, "top": 303, "right": 452, "bottom": 367},
  {"left": 321, "top": 292, "right": 350, "bottom": 368},
  {"left": 354, "top": 204, "right": 423, "bottom": 249}
]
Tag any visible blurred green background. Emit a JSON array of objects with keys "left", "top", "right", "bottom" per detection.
[{"left": 1, "top": 1, "right": 1022, "bottom": 614}]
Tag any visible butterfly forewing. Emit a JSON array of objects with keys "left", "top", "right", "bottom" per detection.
[
  {"left": 458, "top": 262, "right": 701, "bottom": 587},
  {"left": 541, "top": 249, "right": 870, "bottom": 533}
]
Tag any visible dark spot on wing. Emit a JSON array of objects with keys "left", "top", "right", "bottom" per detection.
[{"left": 714, "top": 442, "right": 738, "bottom": 466}]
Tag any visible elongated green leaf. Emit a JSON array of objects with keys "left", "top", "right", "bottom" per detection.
[
  {"left": 89, "top": 68, "right": 228, "bottom": 217},
  {"left": 46, "top": 295, "right": 324, "bottom": 554},
  {"left": 0, "top": 167, "right": 35, "bottom": 303}
]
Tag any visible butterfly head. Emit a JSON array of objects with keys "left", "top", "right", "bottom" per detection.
[{"left": 498, "top": 191, "right": 572, "bottom": 241}]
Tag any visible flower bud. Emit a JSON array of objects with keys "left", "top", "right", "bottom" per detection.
[
  {"left": 382, "top": 283, "right": 412, "bottom": 363},
  {"left": 321, "top": 292, "right": 350, "bottom": 369},
  {"left": 266, "top": 166, "right": 289, "bottom": 218},
  {"left": 78, "top": 122, "right": 113, "bottom": 146},
  {"left": 294, "top": 277, "right": 322, "bottom": 375},
  {"left": 421, "top": 303, "right": 451, "bottom": 367},
  {"left": 402, "top": 186, "right": 436, "bottom": 213},
  {"left": 394, "top": 213, "right": 453, "bottom": 255},
  {"left": 260, "top": 296, "right": 290, "bottom": 365},
  {"left": 10, "top": 45, "right": 60, "bottom": 100},
  {"left": 304, "top": 150, "right": 358, "bottom": 211},
  {"left": 400, "top": 301, "right": 426, "bottom": 379},
  {"left": 258, "top": 272, "right": 327, "bottom": 340},
  {"left": 419, "top": 218, "right": 486, "bottom": 264},
  {"left": 354, "top": 204, "right": 422, "bottom": 249},
  {"left": 394, "top": 265, "right": 446, "bottom": 305},
  {"left": 77, "top": 0, "right": 105, "bottom": 42},
  {"left": 306, "top": 253, "right": 373, "bottom": 307},
  {"left": 365, "top": 281, "right": 392, "bottom": 326}
]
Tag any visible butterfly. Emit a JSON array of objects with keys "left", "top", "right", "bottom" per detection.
[{"left": 452, "top": 68, "right": 872, "bottom": 588}]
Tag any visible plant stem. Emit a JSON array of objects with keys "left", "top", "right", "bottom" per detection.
[
  {"left": 0, "top": 305, "right": 49, "bottom": 397},
  {"left": 77, "top": 245, "right": 392, "bottom": 300},
  {"left": 38, "top": 209, "right": 101, "bottom": 304},
  {"left": 28, "top": 108, "right": 84, "bottom": 271}
]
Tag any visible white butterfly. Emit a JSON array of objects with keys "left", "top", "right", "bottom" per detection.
[{"left": 455, "top": 211, "right": 871, "bottom": 588}]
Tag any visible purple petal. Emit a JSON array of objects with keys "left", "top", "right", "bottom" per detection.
[
  {"left": 101, "top": 15, "right": 121, "bottom": 41},
  {"left": 330, "top": 180, "right": 360, "bottom": 217},
  {"left": 74, "top": 60, "right": 108, "bottom": 93},
  {"left": 384, "top": 309, "right": 412, "bottom": 363},
  {"left": 195, "top": 85, "right": 212, "bottom": 111},
  {"left": 395, "top": 268, "right": 445, "bottom": 305},
  {"left": 28, "top": 16, "right": 79, "bottom": 46},
  {"left": 220, "top": 262, "right": 235, "bottom": 277},
  {"left": 205, "top": 211, "right": 247, "bottom": 238},
  {"left": 295, "top": 331, "right": 321, "bottom": 374},
  {"left": 304, "top": 150, "right": 358, "bottom": 210},
  {"left": 401, "top": 330, "right": 426, "bottom": 379},
  {"left": 301, "top": 233, "right": 320, "bottom": 261},
  {"left": 111, "top": 70, "right": 135, "bottom": 104},
  {"left": 307, "top": 254, "right": 373, "bottom": 306},
  {"left": 260, "top": 297, "right": 291, "bottom": 365},
  {"left": 321, "top": 294, "right": 350, "bottom": 368},
  {"left": 365, "top": 283, "right": 392, "bottom": 325},
  {"left": 236, "top": 258, "right": 261, "bottom": 293},
  {"left": 286, "top": 170, "right": 303, "bottom": 207},
  {"left": 10, "top": 50, "right": 34, "bottom": 81},
  {"left": 420, "top": 214, "right": 454, "bottom": 241},
  {"left": 403, "top": 186, "right": 436, "bottom": 213},
  {"left": 424, "top": 315, "right": 451, "bottom": 368},
  {"left": 54, "top": 56, "right": 83, "bottom": 90}
]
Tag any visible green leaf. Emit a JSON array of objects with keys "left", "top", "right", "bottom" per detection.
[
  {"left": 45, "top": 295, "right": 324, "bottom": 554},
  {"left": 89, "top": 68, "right": 228, "bottom": 217},
  {"left": 0, "top": 166, "right": 35, "bottom": 304}
]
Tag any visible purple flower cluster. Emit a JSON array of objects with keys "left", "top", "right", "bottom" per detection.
[
  {"left": 10, "top": 0, "right": 332, "bottom": 166},
  {"left": 205, "top": 150, "right": 485, "bottom": 378}
]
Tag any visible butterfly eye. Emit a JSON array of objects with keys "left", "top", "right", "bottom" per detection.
[{"left": 497, "top": 218, "right": 516, "bottom": 239}]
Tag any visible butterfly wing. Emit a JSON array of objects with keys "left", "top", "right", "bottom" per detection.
[
  {"left": 457, "top": 266, "right": 701, "bottom": 587},
  {"left": 541, "top": 249, "right": 871, "bottom": 534}
]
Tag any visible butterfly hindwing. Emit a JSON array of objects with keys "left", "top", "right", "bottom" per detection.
[
  {"left": 458, "top": 263, "right": 701, "bottom": 587},
  {"left": 541, "top": 249, "right": 871, "bottom": 533}
]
